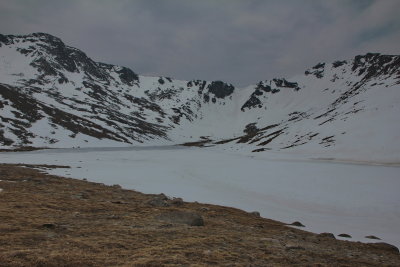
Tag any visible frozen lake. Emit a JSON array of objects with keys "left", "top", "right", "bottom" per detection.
[{"left": 1, "top": 146, "right": 399, "bottom": 247}]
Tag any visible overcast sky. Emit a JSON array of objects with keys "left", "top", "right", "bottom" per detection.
[{"left": 1, "top": 0, "right": 399, "bottom": 86}]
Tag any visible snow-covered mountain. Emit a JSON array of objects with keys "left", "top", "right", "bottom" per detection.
[{"left": 1, "top": 33, "right": 399, "bottom": 160}]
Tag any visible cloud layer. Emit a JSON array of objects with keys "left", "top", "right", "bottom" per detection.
[{"left": 1, "top": 0, "right": 399, "bottom": 86}]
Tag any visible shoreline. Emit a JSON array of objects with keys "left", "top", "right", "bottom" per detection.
[{"left": 0, "top": 163, "right": 399, "bottom": 266}]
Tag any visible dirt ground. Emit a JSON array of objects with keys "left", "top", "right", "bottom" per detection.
[{"left": 0, "top": 164, "right": 399, "bottom": 266}]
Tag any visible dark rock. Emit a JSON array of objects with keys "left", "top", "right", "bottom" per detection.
[
  {"left": 368, "top": 242, "right": 399, "bottom": 254},
  {"left": 273, "top": 78, "right": 300, "bottom": 91},
  {"left": 318, "top": 233, "right": 336, "bottom": 239},
  {"left": 252, "top": 148, "right": 269, "bottom": 153},
  {"left": 206, "top": 81, "right": 235, "bottom": 98},
  {"left": 305, "top": 63, "right": 325, "bottom": 78},
  {"left": 199, "top": 207, "right": 210, "bottom": 212},
  {"left": 332, "top": 60, "right": 347, "bottom": 68},
  {"left": 41, "top": 223, "right": 56, "bottom": 229},
  {"left": 254, "top": 89, "right": 263, "bottom": 96},
  {"left": 255, "top": 81, "right": 272, "bottom": 92},
  {"left": 250, "top": 211, "right": 261, "bottom": 217},
  {"left": 116, "top": 66, "right": 138, "bottom": 86},
  {"left": 241, "top": 95, "right": 262, "bottom": 111},
  {"left": 313, "top": 63, "right": 325, "bottom": 69},
  {"left": 156, "top": 211, "right": 204, "bottom": 226},
  {"left": 111, "top": 200, "right": 128, "bottom": 205},
  {"left": 338, "top": 233, "right": 352, "bottom": 238},
  {"left": 0, "top": 34, "right": 8, "bottom": 44},
  {"left": 290, "top": 221, "right": 305, "bottom": 227},
  {"left": 203, "top": 93, "right": 210, "bottom": 103},
  {"left": 170, "top": 197, "right": 184, "bottom": 206},
  {"left": 243, "top": 123, "right": 258, "bottom": 135},
  {"left": 148, "top": 194, "right": 170, "bottom": 207},
  {"left": 365, "top": 235, "right": 381, "bottom": 240}
]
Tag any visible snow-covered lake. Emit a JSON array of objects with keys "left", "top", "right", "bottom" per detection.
[{"left": 1, "top": 146, "right": 399, "bottom": 248}]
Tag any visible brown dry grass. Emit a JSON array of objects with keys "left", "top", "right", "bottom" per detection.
[{"left": 0, "top": 164, "right": 399, "bottom": 266}]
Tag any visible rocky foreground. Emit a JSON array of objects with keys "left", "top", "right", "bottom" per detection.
[{"left": 0, "top": 164, "right": 399, "bottom": 266}]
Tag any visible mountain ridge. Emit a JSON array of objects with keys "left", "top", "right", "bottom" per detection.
[{"left": 0, "top": 32, "right": 399, "bottom": 161}]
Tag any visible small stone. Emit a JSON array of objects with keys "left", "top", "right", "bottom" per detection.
[
  {"left": 290, "top": 221, "right": 305, "bottom": 227},
  {"left": 338, "top": 233, "right": 352, "bottom": 238}
]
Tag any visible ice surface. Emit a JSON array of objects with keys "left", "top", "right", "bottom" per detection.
[{"left": 1, "top": 146, "right": 399, "bottom": 247}]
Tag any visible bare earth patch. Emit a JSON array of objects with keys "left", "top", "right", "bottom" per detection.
[{"left": 0, "top": 164, "right": 399, "bottom": 266}]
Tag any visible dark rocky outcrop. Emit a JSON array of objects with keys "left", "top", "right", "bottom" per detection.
[
  {"left": 273, "top": 78, "right": 300, "bottom": 91},
  {"left": 305, "top": 62, "right": 325, "bottom": 78},
  {"left": 241, "top": 94, "right": 262, "bottom": 111},
  {"left": 365, "top": 235, "right": 381, "bottom": 240},
  {"left": 338, "top": 233, "right": 352, "bottom": 238},
  {"left": 290, "top": 221, "right": 305, "bottom": 227},
  {"left": 116, "top": 66, "right": 139, "bottom": 86},
  {"left": 206, "top": 81, "right": 235, "bottom": 98}
]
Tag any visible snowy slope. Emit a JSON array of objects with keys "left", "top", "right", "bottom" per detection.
[
  {"left": 0, "top": 33, "right": 399, "bottom": 161},
  {"left": 212, "top": 56, "right": 400, "bottom": 162}
]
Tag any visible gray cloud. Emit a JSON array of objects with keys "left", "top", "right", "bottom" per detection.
[{"left": 1, "top": 0, "right": 399, "bottom": 86}]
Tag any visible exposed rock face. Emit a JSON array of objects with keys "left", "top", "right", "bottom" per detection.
[
  {"left": 305, "top": 62, "right": 325, "bottom": 78},
  {"left": 206, "top": 81, "right": 235, "bottom": 98}
]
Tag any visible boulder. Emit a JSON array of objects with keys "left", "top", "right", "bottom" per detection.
[
  {"left": 368, "top": 242, "right": 399, "bottom": 254},
  {"left": 318, "top": 232, "right": 336, "bottom": 239},
  {"left": 250, "top": 211, "right": 261, "bottom": 217},
  {"left": 365, "top": 235, "right": 381, "bottom": 240},
  {"left": 338, "top": 233, "right": 352, "bottom": 238},
  {"left": 290, "top": 221, "right": 305, "bottom": 227},
  {"left": 169, "top": 197, "right": 184, "bottom": 206},
  {"left": 148, "top": 194, "right": 170, "bottom": 207}
]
